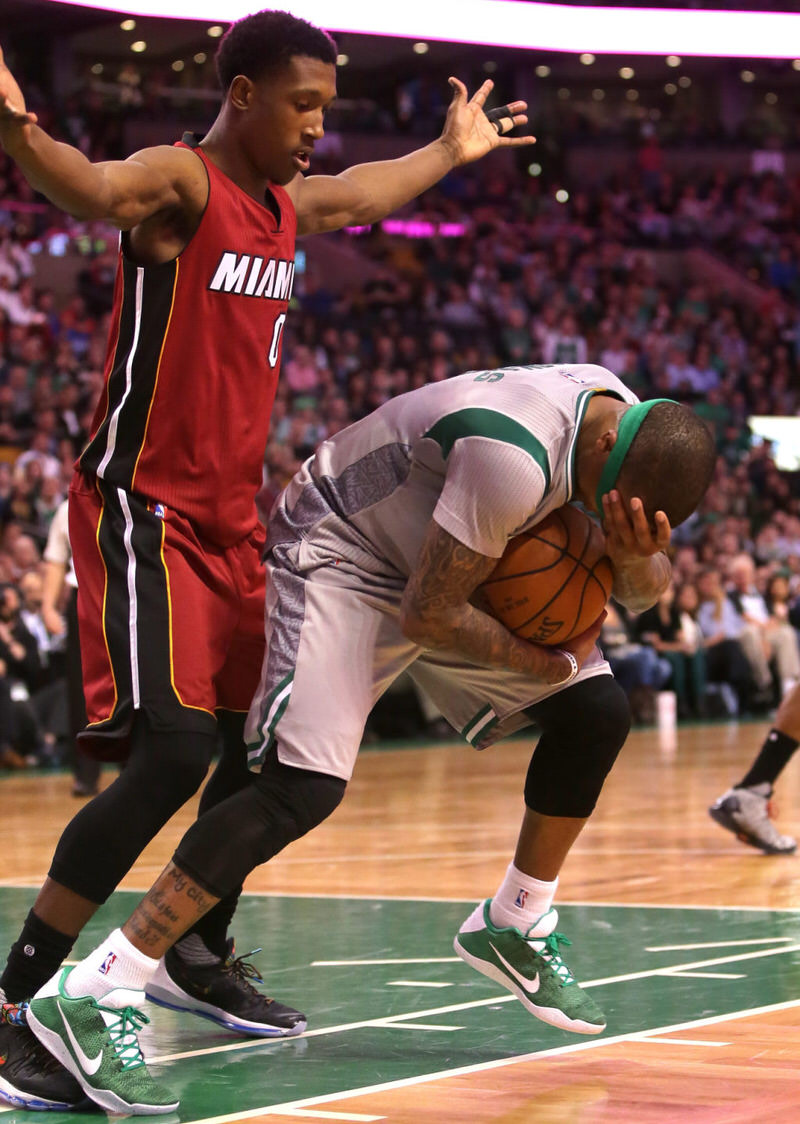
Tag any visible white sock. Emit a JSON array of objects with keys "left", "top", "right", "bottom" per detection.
[
  {"left": 489, "top": 863, "right": 559, "bottom": 932},
  {"left": 65, "top": 928, "right": 160, "bottom": 1002}
]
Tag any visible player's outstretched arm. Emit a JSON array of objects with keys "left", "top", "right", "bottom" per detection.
[
  {"left": 603, "top": 490, "right": 672, "bottom": 612},
  {"left": 289, "top": 77, "right": 534, "bottom": 236},
  {"left": 0, "top": 46, "right": 203, "bottom": 227},
  {"left": 400, "top": 520, "right": 591, "bottom": 686}
]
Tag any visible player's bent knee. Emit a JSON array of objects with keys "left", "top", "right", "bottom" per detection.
[
  {"left": 569, "top": 676, "right": 631, "bottom": 747},
  {"left": 524, "top": 676, "right": 631, "bottom": 818},
  {"left": 173, "top": 750, "right": 347, "bottom": 896},
  {"left": 253, "top": 752, "right": 346, "bottom": 838}
]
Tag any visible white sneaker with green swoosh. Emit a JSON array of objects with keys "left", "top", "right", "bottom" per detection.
[
  {"left": 454, "top": 899, "right": 606, "bottom": 1034},
  {"left": 26, "top": 967, "right": 179, "bottom": 1115}
]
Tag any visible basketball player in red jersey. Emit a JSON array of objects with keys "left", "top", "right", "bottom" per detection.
[{"left": 0, "top": 10, "right": 534, "bottom": 1111}]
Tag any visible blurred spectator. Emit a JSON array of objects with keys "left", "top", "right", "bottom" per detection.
[
  {"left": 636, "top": 581, "right": 707, "bottom": 719},
  {"left": 41, "top": 498, "right": 100, "bottom": 795},
  {"left": 18, "top": 568, "right": 66, "bottom": 763},
  {"left": 284, "top": 344, "right": 322, "bottom": 398},
  {"left": 541, "top": 312, "right": 588, "bottom": 365},
  {"left": 727, "top": 553, "right": 800, "bottom": 698},
  {"left": 600, "top": 602, "right": 671, "bottom": 724},
  {"left": 0, "top": 276, "right": 45, "bottom": 328},
  {"left": 0, "top": 582, "right": 46, "bottom": 764},
  {"left": 15, "top": 431, "right": 61, "bottom": 481},
  {"left": 696, "top": 567, "right": 763, "bottom": 715}
]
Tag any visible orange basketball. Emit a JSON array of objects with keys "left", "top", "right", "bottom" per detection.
[{"left": 481, "top": 505, "right": 612, "bottom": 645}]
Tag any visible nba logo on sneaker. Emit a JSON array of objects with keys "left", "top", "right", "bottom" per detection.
[
  {"left": 515, "top": 888, "right": 528, "bottom": 909},
  {"left": 99, "top": 951, "right": 117, "bottom": 975}
]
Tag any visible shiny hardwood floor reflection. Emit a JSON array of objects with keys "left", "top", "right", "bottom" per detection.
[{"left": 1, "top": 718, "right": 798, "bottom": 1123}]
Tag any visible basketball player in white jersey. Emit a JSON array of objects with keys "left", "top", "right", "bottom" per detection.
[{"left": 27, "top": 365, "right": 716, "bottom": 1107}]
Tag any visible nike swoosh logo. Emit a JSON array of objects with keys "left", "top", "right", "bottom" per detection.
[
  {"left": 57, "top": 1001, "right": 103, "bottom": 1076},
  {"left": 490, "top": 942, "right": 540, "bottom": 993}
]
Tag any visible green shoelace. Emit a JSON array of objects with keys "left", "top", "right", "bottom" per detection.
[{"left": 98, "top": 1003, "right": 150, "bottom": 1071}]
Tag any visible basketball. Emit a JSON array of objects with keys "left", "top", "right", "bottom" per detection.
[{"left": 481, "top": 505, "right": 612, "bottom": 645}]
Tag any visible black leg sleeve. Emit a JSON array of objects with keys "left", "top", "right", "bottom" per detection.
[
  {"left": 189, "top": 710, "right": 254, "bottom": 956},
  {"left": 174, "top": 745, "right": 346, "bottom": 899},
  {"left": 48, "top": 713, "right": 216, "bottom": 903},
  {"left": 523, "top": 676, "right": 631, "bottom": 818}
]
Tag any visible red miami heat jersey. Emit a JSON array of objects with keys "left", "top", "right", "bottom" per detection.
[{"left": 80, "top": 139, "right": 297, "bottom": 547}]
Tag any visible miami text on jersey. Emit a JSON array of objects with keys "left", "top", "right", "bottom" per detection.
[{"left": 208, "top": 252, "right": 295, "bottom": 300}]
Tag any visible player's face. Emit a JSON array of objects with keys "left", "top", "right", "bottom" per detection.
[{"left": 248, "top": 56, "right": 337, "bottom": 185}]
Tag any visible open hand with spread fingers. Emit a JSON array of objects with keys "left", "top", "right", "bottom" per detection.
[{"left": 440, "top": 77, "right": 534, "bottom": 166}]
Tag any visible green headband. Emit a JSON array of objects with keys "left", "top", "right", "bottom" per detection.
[{"left": 595, "top": 398, "right": 677, "bottom": 515}]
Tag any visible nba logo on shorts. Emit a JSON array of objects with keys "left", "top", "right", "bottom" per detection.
[
  {"left": 99, "top": 951, "right": 117, "bottom": 975},
  {"left": 514, "top": 888, "right": 528, "bottom": 909},
  {"left": 153, "top": 503, "right": 165, "bottom": 519}
]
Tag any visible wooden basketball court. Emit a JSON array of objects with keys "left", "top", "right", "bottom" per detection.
[{"left": 0, "top": 718, "right": 798, "bottom": 1122}]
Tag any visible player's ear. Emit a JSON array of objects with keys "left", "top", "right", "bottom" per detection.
[
  {"left": 597, "top": 428, "right": 618, "bottom": 457},
  {"left": 228, "top": 75, "right": 254, "bottom": 110}
]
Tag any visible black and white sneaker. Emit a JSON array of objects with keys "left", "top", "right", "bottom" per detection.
[
  {"left": 0, "top": 995, "right": 85, "bottom": 1111},
  {"left": 709, "top": 783, "right": 797, "bottom": 855},
  {"left": 145, "top": 937, "right": 307, "bottom": 1037}
]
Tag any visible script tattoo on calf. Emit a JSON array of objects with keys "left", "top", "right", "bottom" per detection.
[{"left": 126, "top": 862, "right": 214, "bottom": 950}]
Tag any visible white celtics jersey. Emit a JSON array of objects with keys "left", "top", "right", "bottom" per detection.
[{"left": 268, "top": 364, "right": 639, "bottom": 578}]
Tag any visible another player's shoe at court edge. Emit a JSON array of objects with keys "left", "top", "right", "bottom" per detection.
[
  {"left": 709, "top": 782, "right": 797, "bottom": 855},
  {"left": 453, "top": 899, "right": 606, "bottom": 1035},
  {"left": 0, "top": 992, "right": 86, "bottom": 1111},
  {"left": 26, "top": 967, "right": 179, "bottom": 1116},
  {"left": 145, "top": 935, "right": 307, "bottom": 1037}
]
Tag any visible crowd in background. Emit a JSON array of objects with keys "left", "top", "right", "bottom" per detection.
[
  {"left": 1, "top": 97, "right": 800, "bottom": 765},
  {"left": 45, "top": 50, "right": 800, "bottom": 155}
]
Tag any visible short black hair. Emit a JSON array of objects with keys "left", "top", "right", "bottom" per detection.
[
  {"left": 617, "top": 402, "right": 717, "bottom": 528},
  {"left": 216, "top": 9, "right": 337, "bottom": 90}
]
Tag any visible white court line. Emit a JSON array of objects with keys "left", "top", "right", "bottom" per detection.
[
  {"left": 663, "top": 971, "right": 744, "bottom": 980},
  {"left": 385, "top": 1023, "right": 462, "bottom": 1032},
  {"left": 151, "top": 941, "right": 800, "bottom": 1065},
  {"left": 313, "top": 958, "right": 457, "bottom": 966},
  {"left": 317, "top": 938, "right": 794, "bottom": 968},
  {"left": 386, "top": 980, "right": 452, "bottom": 988},
  {"left": 647, "top": 938, "right": 795, "bottom": 951},
  {"left": 580, "top": 942, "right": 800, "bottom": 989},
  {"left": 640, "top": 1037, "right": 730, "bottom": 1047},
  {"left": 176, "top": 997, "right": 800, "bottom": 1124}
]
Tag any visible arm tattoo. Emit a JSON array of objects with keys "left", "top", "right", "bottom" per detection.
[
  {"left": 402, "top": 524, "right": 569, "bottom": 684},
  {"left": 612, "top": 551, "right": 672, "bottom": 612}
]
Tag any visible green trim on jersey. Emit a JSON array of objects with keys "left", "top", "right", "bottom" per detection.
[
  {"left": 425, "top": 409, "right": 551, "bottom": 492},
  {"left": 566, "top": 388, "right": 629, "bottom": 501},
  {"left": 566, "top": 389, "right": 597, "bottom": 500}
]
